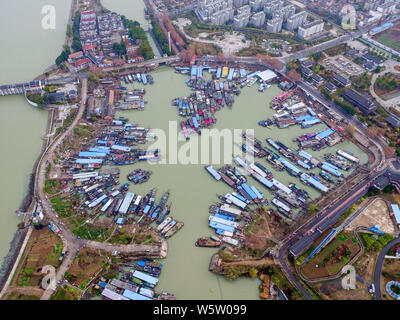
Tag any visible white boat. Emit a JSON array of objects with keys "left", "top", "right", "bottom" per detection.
[
  {"left": 157, "top": 216, "right": 172, "bottom": 232},
  {"left": 247, "top": 77, "right": 257, "bottom": 87},
  {"left": 161, "top": 220, "right": 176, "bottom": 234}
]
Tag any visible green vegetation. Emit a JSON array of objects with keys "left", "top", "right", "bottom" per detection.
[
  {"left": 338, "top": 233, "right": 348, "bottom": 242},
  {"left": 334, "top": 98, "right": 356, "bottom": 115},
  {"left": 151, "top": 20, "right": 174, "bottom": 56},
  {"left": 375, "top": 34, "right": 400, "bottom": 51},
  {"left": 112, "top": 40, "right": 127, "bottom": 56},
  {"left": 69, "top": 217, "right": 111, "bottom": 241},
  {"left": 121, "top": 16, "right": 154, "bottom": 60},
  {"left": 51, "top": 196, "right": 74, "bottom": 218},
  {"left": 56, "top": 47, "right": 71, "bottom": 66},
  {"left": 361, "top": 233, "right": 395, "bottom": 253},
  {"left": 219, "top": 249, "right": 236, "bottom": 262},
  {"left": 71, "top": 12, "right": 82, "bottom": 52},
  {"left": 376, "top": 73, "right": 400, "bottom": 92},
  {"left": 44, "top": 179, "right": 60, "bottom": 195},
  {"left": 109, "top": 227, "right": 133, "bottom": 245},
  {"left": 321, "top": 88, "right": 332, "bottom": 100},
  {"left": 22, "top": 268, "right": 35, "bottom": 276},
  {"left": 51, "top": 287, "right": 73, "bottom": 300}
]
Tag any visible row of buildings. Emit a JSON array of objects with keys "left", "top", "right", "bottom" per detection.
[
  {"left": 197, "top": 0, "right": 324, "bottom": 38},
  {"left": 68, "top": 10, "right": 144, "bottom": 72}
]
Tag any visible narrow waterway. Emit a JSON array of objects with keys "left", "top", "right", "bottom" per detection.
[
  {"left": 0, "top": 0, "right": 70, "bottom": 266},
  {"left": 113, "top": 66, "right": 367, "bottom": 299}
]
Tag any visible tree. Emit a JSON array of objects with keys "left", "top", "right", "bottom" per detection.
[
  {"left": 180, "top": 47, "right": 196, "bottom": 63},
  {"left": 384, "top": 145, "right": 395, "bottom": 158},
  {"left": 286, "top": 69, "right": 301, "bottom": 82},
  {"left": 308, "top": 203, "right": 318, "bottom": 214},
  {"left": 249, "top": 268, "right": 258, "bottom": 278}
]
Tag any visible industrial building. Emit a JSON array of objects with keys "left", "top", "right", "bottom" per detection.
[
  {"left": 298, "top": 20, "right": 324, "bottom": 39},
  {"left": 342, "top": 89, "right": 377, "bottom": 115}
]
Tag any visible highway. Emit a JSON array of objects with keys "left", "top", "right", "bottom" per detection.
[{"left": 373, "top": 237, "right": 400, "bottom": 300}]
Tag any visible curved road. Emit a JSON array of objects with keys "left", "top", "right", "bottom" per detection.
[{"left": 373, "top": 237, "right": 400, "bottom": 300}]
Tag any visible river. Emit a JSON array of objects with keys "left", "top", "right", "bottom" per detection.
[{"left": 0, "top": 0, "right": 70, "bottom": 269}]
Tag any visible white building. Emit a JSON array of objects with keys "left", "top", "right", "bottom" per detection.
[
  {"left": 298, "top": 20, "right": 324, "bottom": 39},
  {"left": 266, "top": 16, "right": 283, "bottom": 33},
  {"left": 210, "top": 7, "right": 235, "bottom": 25},
  {"left": 249, "top": 0, "right": 263, "bottom": 11},
  {"left": 250, "top": 11, "right": 266, "bottom": 27},
  {"left": 377, "top": 1, "right": 396, "bottom": 15},
  {"left": 198, "top": 0, "right": 233, "bottom": 22},
  {"left": 285, "top": 11, "right": 307, "bottom": 31},
  {"left": 264, "top": 0, "right": 282, "bottom": 15},
  {"left": 234, "top": 5, "right": 251, "bottom": 28},
  {"left": 233, "top": 0, "right": 249, "bottom": 7}
]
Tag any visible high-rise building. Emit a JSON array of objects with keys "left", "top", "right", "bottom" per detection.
[
  {"left": 234, "top": 5, "right": 251, "bottom": 28},
  {"left": 249, "top": 0, "right": 263, "bottom": 11},
  {"left": 210, "top": 7, "right": 235, "bottom": 25},
  {"left": 250, "top": 11, "right": 266, "bottom": 27},
  {"left": 298, "top": 20, "right": 324, "bottom": 39},
  {"left": 197, "top": 0, "right": 234, "bottom": 22},
  {"left": 285, "top": 11, "right": 307, "bottom": 31},
  {"left": 266, "top": 16, "right": 283, "bottom": 33},
  {"left": 264, "top": 0, "right": 282, "bottom": 16},
  {"left": 233, "top": 0, "right": 249, "bottom": 8}
]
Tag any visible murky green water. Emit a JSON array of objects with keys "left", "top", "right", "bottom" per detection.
[
  {"left": 113, "top": 66, "right": 367, "bottom": 299},
  {"left": 0, "top": 0, "right": 70, "bottom": 265}
]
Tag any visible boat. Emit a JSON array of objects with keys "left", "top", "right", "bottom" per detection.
[
  {"left": 157, "top": 216, "right": 172, "bottom": 232},
  {"left": 127, "top": 169, "right": 152, "bottom": 184},
  {"left": 158, "top": 192, "right": 170, "bottom": 210},
  {"left": 161, "top": 220, "right": 176, "bottom": 234},
  {"left": 156, "top": 204, "right": 170, "bottom": 225},
  {"left": 165, "top": 221, "right": 184, "bottom": 238},
  {"left": 195, "top": 237, "right": 222, "bottom": 248}
]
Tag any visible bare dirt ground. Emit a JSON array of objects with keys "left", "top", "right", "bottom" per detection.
[
  {"left": 66, "top": 248, "right": 105, "bottom": 288},
  {"left": 345, "top": 198, "right": 396, "bottom": 235},
  {"left": 175, "top": 18, "right": 251, "bottom": 55},
  {"left": 314, "top": 251, "right": 378, "bottom": 300}
]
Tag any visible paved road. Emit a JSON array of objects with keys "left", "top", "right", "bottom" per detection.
[{"left": 373, "top": 237, "right": 400, "bottom": 300}]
